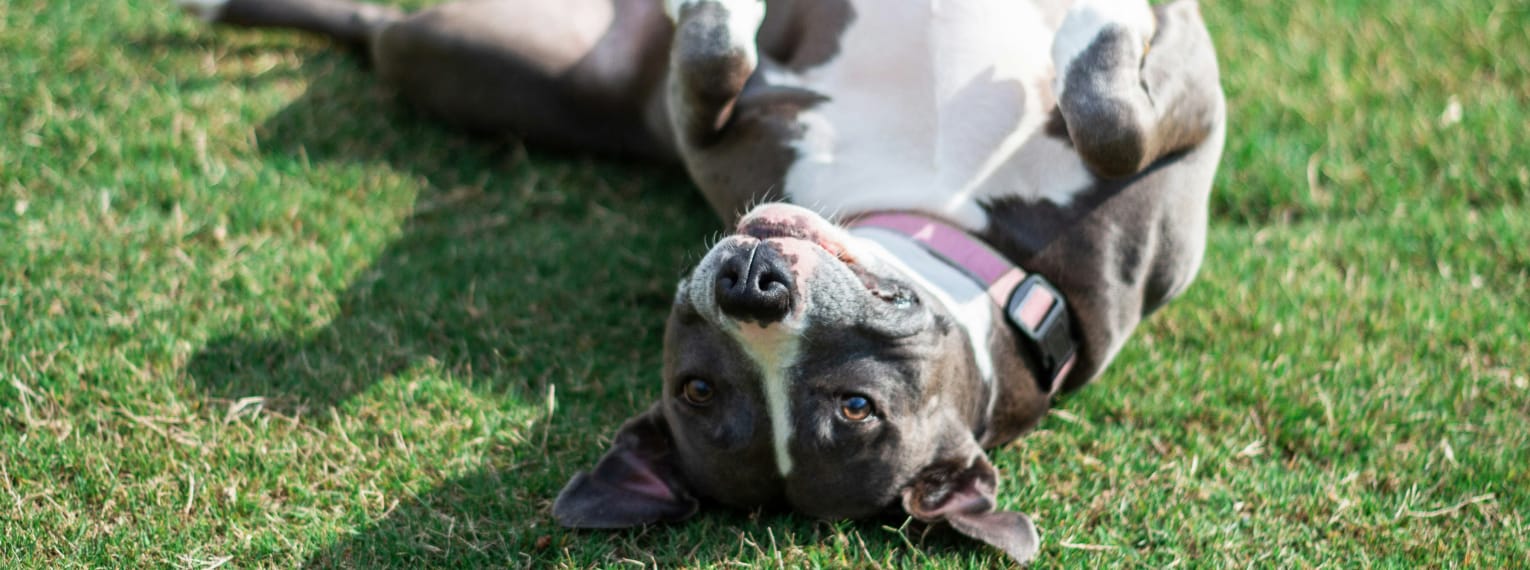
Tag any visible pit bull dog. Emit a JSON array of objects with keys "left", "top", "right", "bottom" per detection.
[{"left": 179, "top": 0, "right": 1225, "bottom": 562}]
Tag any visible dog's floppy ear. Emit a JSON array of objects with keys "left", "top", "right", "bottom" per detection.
[
  {"left": 553, "top": 405, "right": 699, "bottom": 528},
  {"left": 901, "top": 451, "right": 1040, "bottom": 565}
]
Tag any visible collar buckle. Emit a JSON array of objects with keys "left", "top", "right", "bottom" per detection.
[{"left": 1005, "top": 274, "right": 1076, "bottom": 394}]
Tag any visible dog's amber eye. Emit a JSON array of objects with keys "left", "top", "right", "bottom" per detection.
[
  {"left": 840, "top": 395, "right": 875, "bottom": 422},
  {"left": 682, "top": 378, "right": 714, "bottom": 405}
]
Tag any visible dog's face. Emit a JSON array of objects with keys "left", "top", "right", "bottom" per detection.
[
  {"left": 555, "top": 204, "right": 1039, "bottom": 561},
  {"left": 662, "top": 203, "right": 979, "bottom": 519}
]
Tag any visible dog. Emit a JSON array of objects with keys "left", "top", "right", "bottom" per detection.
[{"left": 178, "top": 0, "right": 1225, "bottom": 562}]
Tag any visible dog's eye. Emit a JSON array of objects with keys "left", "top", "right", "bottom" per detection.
[
  {"left": 681, "top": 378, "right": 715, "bottom": 405},
  {"left": 839, "top": 394, "right": 875, "bottom": 422},
  {"left": 875, "top": 288, "right": 918, "bottom": 309}
]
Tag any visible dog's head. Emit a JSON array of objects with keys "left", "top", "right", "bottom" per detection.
[{"left": 555, "top": 203, "right": 1038, "bottom": 561}]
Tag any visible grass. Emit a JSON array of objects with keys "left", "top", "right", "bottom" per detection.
[{"left": 1, "top": 0, "right": 1526, "bottom": 567}]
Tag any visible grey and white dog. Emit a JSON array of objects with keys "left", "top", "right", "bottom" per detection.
[{"left": 179, "top": 0, "right": 1225, "bottom": 562}]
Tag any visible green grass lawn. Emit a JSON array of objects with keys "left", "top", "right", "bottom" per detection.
[{"left": 2, "top": 0, "right": 1526, "bottom": 567}]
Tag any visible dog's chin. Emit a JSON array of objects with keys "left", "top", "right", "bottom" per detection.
[{"left": 736, "top": 218, "right": 859, "bottom": 268}]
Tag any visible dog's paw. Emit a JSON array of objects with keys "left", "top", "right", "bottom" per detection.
[
  {"left": 668, "top": 0, "right": 765, "bottom": 72},
  {"left": 1051, "top": 0, "right": 1156, "bottom": 95},
  {"left": 666, "top": 0, "right": 765, "bottom": 34},
  {"left": 176, "top": 0, "right": 229, "bottom": 23}
]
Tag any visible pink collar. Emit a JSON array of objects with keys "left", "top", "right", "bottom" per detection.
[{"left": 850, "top": 213, "right": 1077, "bottom": 394}]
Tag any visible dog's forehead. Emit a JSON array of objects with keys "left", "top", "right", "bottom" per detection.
[{"left": 793, "top": 320, "right": 935, "bottom": 378}]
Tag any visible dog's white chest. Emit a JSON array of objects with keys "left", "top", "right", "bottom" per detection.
[{"left": 779, "top": 0, "right": 1095, "bottom": 231}]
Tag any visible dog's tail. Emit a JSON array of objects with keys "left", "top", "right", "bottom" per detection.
[{"left": 177, "top": 0, "right": 402, "bottom": 47}]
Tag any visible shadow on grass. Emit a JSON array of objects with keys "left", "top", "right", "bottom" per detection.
[
  {"left": 179, "top": 49, "right": 705, "bottom": 415},
  {"left": 152, "top": 33, "right": 986, "bottom": 567}
]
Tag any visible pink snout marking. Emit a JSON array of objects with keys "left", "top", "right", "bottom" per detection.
[
  {"left": 729, "top": 241, "right": 816, "bottom": 346},
  {"left": 742, "top": 238, "right": 818, "bottom": 325},
  {"left": 764, "top": 238, "right": 824, "bottom": 282}
]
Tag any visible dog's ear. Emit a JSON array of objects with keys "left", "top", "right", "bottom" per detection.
[
  {"left": 901, "top": 451, "right": 1040, "bottom": 565},
  {"left": 553, "top": 405, "right": 699, "bottom": 528}
]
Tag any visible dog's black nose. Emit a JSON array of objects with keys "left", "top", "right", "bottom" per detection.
[{"left": 715, "top": 244, "right": 794, "bottom": 324}]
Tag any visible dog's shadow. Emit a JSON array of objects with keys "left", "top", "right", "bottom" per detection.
[
  {"left": 162, "top": 39, "right": 740, "bottom": 565},
  {"left": 183, "top": 47, "right": 705, "bottom": 414},
  {"left": 156, "top": 32, "right": 1010, "bottom": 566}
]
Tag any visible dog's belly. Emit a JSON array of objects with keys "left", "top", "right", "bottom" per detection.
[{"left": 776, "top": 0, "right": 1095, "bottom": 231}]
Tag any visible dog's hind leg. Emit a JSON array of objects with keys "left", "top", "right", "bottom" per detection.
[
  {"left": 371, "top": 1, "right": 679, "bottom": 158},
  {"left": 182, "top": 0, "right": 680, "bottom": 160},
  {"left": 1051, "top": 0, "right": 1223, "bottom": 178},
  {"left": 177, "top": 0, "right": 402, "bottom": 46}
]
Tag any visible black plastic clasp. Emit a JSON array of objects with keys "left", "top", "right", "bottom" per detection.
[{"left": 1005, "top": 274, "right": 1077, "bottom": 393}]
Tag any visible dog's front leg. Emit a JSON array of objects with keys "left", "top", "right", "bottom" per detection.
[
  {"left": 665, "top": 0, "right": 767, "bottom": 148},
  {"left": 1052, "top": 0, "right": 1223, "bottom": 178}
]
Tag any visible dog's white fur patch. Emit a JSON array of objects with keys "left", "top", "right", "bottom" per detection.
[
  {"left": 733, "top": 326, "right": 801, "bottom": 477},
  {"left": 1051, "top": 0, "right": 1156, "bottom": 99},
  {"left": 779, "top": 0, "right": 1097, "bottom": 229},
  {"left": 176, "top": 0, "right": 229, "bottom": 22},
  {"left": 686, "top": 233, "right": 809, "bottom": 477}
]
